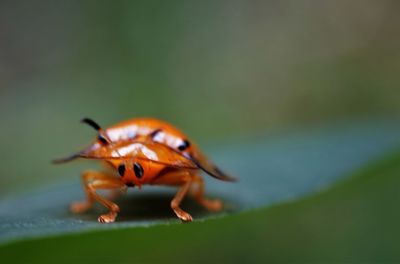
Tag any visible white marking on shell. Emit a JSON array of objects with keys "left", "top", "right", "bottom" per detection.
[{"left": 111, "top": 143, "right": 158, "bottom": 161}]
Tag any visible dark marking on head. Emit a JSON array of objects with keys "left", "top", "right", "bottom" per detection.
[
  {"left": 118, "top": 164, "right": 126, "bottom": 177},
  {"left": 178, "top": 139, "right": 190, "bottom": 151},
  {"left": 149, "top": 129, "right": 162, "bottom": 139},
  {"left": 98, "top": 134, "right": 109, "bottom": 145},
  {"left": 126, "top": 182, "right": 135, "bottom": 187},
  {"left": 133, "top": 162, "right": 144, "bottom": 178}
]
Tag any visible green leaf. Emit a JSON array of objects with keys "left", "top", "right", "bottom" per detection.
[{"left": 1, "top": 122, "right": 400, "bottom": 262}]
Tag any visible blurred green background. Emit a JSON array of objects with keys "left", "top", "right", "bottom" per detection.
[
  {"left": 1, "top": 0, "right": 400, "bottom": 262},
  {"left": 1, "top": 0, "right": 400, "bottom": 196}
]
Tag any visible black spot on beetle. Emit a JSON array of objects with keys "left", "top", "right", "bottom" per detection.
[
  {"left": 133, "top": 162, "right": 144, "bottom": 178},
  {"left": 126, "top": 182, "right": 135, "bottom": 187},
  {"left": 118, "top": 164, "right": 126, "bottom": 177},
  {"left": 149, "top": 129, "right": 162, "bottom": 139},
  {"left": 178, "top": 139, "right": 190, "bottom": 151}
]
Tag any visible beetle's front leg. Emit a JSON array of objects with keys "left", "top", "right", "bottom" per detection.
[
  {"left": 71, "top": 170, "right": 126, "bottom": 223},
  {"left": 150, "top": 170, "right": 209, "bottom": 222},
  {"left": 171, "top": 178, "right": 193, "bottom": 222}
]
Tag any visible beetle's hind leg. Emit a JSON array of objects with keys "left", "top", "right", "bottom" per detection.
[
  {"left": 191, "top": 175, "right": 223, "bottom": 212},
  {"left": 71, "top": 170, "right": 126, "bottom": 223}
]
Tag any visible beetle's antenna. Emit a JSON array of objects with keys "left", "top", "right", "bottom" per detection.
[
  {"left": 80, "top": 117, "right": 125, "bottom": 159},
  {"left": 81, "top": 118, "right": 101, "bottom": 131},
  {"left": 81, "top": 117, "right": 114, "bottom": 145}
]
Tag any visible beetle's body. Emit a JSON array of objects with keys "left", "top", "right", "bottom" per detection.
[
  {"left": 105, "top": 118, "right": 191, "bottom": 151},
  {"left": 96, "top": 140, "right": 197, "bottom": 187},
  {"left": 84, "top": 118, "right": 199, "bottom": 187},
  {"left": 54, "top": 117, "right": 235, "bottom": 223}
]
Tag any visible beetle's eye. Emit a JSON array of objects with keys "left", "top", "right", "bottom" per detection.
[
  {"left": 118, "top": 164, "right": 125, "bottom": 177},
  {"left": 133, "top": 162, "right": 144, "bottom": 178},
  {"left": 178, "top": 139, "right": 190, "bottom": 151}
]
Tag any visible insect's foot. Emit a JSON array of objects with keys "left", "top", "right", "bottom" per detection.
[
  {"left": 174, "top": 208, "right": 193, "bottom": 222},
  {"left": 98, "top": 212, "right": 117, "bottom": 223},
  {"left": 202, "top": 199, "right": 223, "bottom": 212},
  {"left": 179, "top": 212, "right": 193, "bottom": 222},
  {"left": 70, "top": 201, "right": 92, "bottom": 214}
]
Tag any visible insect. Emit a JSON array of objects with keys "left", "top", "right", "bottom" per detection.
[{"left": 54, "top": 118, "right": 236, "bottom": 223}]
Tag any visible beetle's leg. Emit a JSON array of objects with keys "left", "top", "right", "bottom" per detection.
[
  {"left": 108, "top": 188, "right": 128, "bottom": 200},
  {"left": 71, "top": 170, "right": 126, "bottom": 223},
  {"left": 71, "top": 170, "right": 122, "bottom": 213},
  {"left": 150, "top": 170, "right": 217, "bottom": 221},
  {"left": 191, "top": 174, "right": 223, "bottom": 212},
  {"left": 171, "top": 178, "right": 193, "bottom": 222},
  {"left": 148, "top": 170, "right": 194, "bottom": 221}
]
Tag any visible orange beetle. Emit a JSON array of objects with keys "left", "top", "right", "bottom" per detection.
[{"left": 54, "top": 118, "right": 235, "bottom": 223}]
